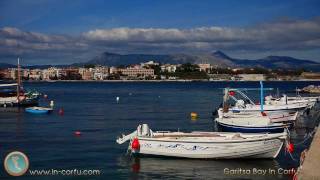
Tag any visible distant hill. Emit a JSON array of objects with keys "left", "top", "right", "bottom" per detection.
[
  {"left": 0, "top": 63, "right": 16, "bottom": 69},
  {"left": 0, "top": 63, "right": 68, "bottom": 69},
  {"left": 83, "top": 51, "right": 320, "bottom": 71},
  {"left": 233, "top": 55, "right": 320, "bottom": 71}
]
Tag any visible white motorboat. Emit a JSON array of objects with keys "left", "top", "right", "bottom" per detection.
[
  {"left": 264, "top": 95, "right": 316, "bottom": 109},
  {"left": 0, "top": 59, "right": 40, "bottom": 107},
  {"left": 0, "top": 83, "right": 39, "bottom": 107},
  {"left": 116, "top": 124, "right": 288, "bottom": 159},
  {"left": 220, "top": 82, "right": 309, "bottom": 113}
]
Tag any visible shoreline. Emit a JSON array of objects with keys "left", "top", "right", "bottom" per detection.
[{"left": 2, "top": 79, "right": 320, "bottom": 83}]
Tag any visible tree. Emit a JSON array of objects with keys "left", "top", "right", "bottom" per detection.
[
  {"left": 149, "top": 65, "right": 161, "bottom": 76},
  {"left": 84, "top": 64, "right": 95, "bottom": 69}
]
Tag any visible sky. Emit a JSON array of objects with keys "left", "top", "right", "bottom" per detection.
[{"left": 0, "top": 0, "right": 320, "bottom": 65}]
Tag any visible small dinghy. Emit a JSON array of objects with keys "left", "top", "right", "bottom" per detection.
[
  {"left": 25, "top": 107, "right": 53, "bottom": 114},
  {"left": 116, "top": 124, "right": 288, "bottom": 159}
]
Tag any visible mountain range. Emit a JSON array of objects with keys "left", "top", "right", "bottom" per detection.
[
  {"left": 1, "top": 51, "right": 320, "bottom": 71},
  {"left": 84, "top": 50, "right": 320, "bottom": 71}
]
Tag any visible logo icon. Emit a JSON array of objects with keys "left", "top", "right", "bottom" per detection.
[{"left": 4, "top": 151, "right": 29, "bottom": 176}]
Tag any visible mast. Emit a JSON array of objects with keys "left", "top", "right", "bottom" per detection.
[
  {"left": 17, "top": 58, "right": 21, "bottom": 102},
  {"left": 260, "top": 81, "right": 264, "bottom": 113}
]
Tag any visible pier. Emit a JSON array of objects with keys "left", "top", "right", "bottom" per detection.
[{"left": 297, "top": 127, "right": 320, "bottom": 179}]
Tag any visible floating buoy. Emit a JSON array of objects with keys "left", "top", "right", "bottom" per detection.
[
  {"left": 74, "top": 131, "right": 81, "bottom": 136},
  {"left": 58, "top": 108, "right": 64, "bottom": 116},
  {"left": 129, "top": 93, "right": 132, "bottom": 96},
  {"left": 116, "top": 96, "right": 120, "bottom": 102},
  {"left": 286, "top": 142, "right": 294, "bottom": 153},
  {"left": 50, "top": 100, "right": 54, "bottom": 108},
  {"left": 131, "top": 138, "right": 140, "bottom": 151},
  {"left": 43, "top": 94, "right": 48, "bottom": 99},
  {"left": 190, "top": 112, "right": 198, "bottom": 119}
]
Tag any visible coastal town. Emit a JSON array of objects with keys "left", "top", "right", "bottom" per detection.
[{"left": 1, "top": 60, "right": 320, "bottom": 81}]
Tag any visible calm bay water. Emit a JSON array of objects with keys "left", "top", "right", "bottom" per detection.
[{"left": 0, "top": 81, "right": 320, "bottom": 179}]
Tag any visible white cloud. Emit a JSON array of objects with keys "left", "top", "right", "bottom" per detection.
[{"left": 0, "top": 18, "right": 320, "bottom": 64}]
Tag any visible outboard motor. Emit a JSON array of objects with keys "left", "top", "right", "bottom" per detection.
[
  {"left": 137, "top": 124, "right": 152, "bottom": 137},
  {"left": 141, "top": 124, "right": 151, "bottom": 136}
]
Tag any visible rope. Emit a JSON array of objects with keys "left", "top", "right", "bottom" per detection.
[
  {"left": 288, "top": 151, "right": 298, "bottom": 162},
  {"left": 293, "top": 129, "right": 316, "bottom": 146}
]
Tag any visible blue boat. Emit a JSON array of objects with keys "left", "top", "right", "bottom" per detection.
[
  {"left": 25, "top": 107, "right": 53, "bottom": 114},
  {"left": 216, "top": 121, "right": 289, "bottom": 133}
]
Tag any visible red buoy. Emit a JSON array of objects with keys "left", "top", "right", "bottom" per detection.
[
  {"left": 74, "top": 131, "right": 81, "bottom": 136},
  {"left": 287, "top": 142, "right": 294, "bottom": 153},
  {"left": 131, "top": 138, "right": 140, "bottom": 151},
  {"left": 43, "top": 94, "right": 48, "bottom": 99},
  {"left": 58, "top": 108, "right": 64, "bottom": 116}
]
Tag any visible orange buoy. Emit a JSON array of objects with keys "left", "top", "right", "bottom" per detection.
[
  {"left": 58, "top": 108, "right": 64, "bottom": 116},
  {"left": 131, "top": 138, "right": 140, "bottom": 151},
  {"left": 190, "top": 112, "right": 198, "bottom": 119},
  {"left": 74, "top": 131, "right": 81, "bottom": 136}
]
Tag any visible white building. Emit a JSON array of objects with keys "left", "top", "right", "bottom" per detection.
[
  {"left": 141, "top": 61, "right": 159, "bottom": 67},
  {"left": 160, "top": 64, "right": 177, "bottom": 73},
  {"left": 198, "top": 63, "right": 211, "bottom": 72},
  {"left": 119, "top": 67, "right": 154, "bottom": 77}
]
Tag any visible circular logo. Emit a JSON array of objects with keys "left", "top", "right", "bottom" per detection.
[{"left": 4, "top": 151, "right": 29, "bottom": 176}]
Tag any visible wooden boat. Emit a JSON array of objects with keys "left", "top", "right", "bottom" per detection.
[
  {"left": 116, "top": 124, "right": 288, "bottom": 159},
  {"left": 25, "top": 107, "right": 53, "bottom": 114}
]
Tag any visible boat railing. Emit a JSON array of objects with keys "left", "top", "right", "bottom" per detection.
[{"left": 155, "top": 131, "right": 171, "bottom": 133}]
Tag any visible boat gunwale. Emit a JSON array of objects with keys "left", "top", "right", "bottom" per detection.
[{"left": 137, "top": 133, "right": 287, "bottom": 143}]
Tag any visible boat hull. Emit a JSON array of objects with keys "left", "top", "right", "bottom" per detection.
[
  {"left": 216, "top": 121, "right": 287, "bottom": 133},
  {"left": 25, "top": 107, "right": 52, "bottom": 114},
  {"left": 0, "top": 97, "right": 39, "bottom": 107},
  {"left": 133, "top": 137, "right": 284, "bottom": 159}
]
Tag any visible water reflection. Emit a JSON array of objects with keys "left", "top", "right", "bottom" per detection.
[{"left": 117, "top": 155, "right": 291, "bottom": 180}]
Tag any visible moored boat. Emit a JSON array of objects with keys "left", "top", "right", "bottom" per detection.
[
  {"left": 215, "top": 115, "right": 290, "bottom": 133},
  {"left": 217, "top": 108, "right": 298, "bottom": 123},
  {"left": 0, "top": 83, "right": 39, "bottom": 107},
  {"left": 0, "top": 59, "right": 40, "bottom": 107},
  {"left": 25, "top": 107, "right": 53, "bottom": 114},
  {"left": 116, "top": 124, "right": 288, "bottom": 159}
]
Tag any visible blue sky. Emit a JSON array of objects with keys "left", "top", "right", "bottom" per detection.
[{"left": 0, "top": 0, "right": 320, "bottom": 64}]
